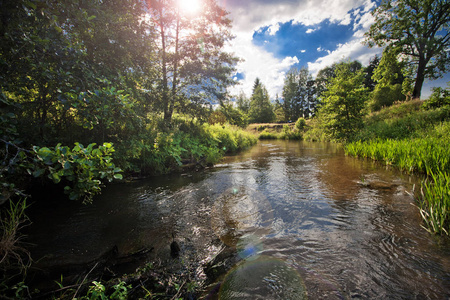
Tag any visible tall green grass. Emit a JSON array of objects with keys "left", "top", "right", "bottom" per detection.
[
  {"left": 417, "top": 171, "right": 449, "bottom": 235},
  {"left": 345, "top": 136, "right": 450, "bottom": 174},
  {"left": 258, "top": 125, "right": 303, "bottom": 140},
  {"left": 345, "top": 100, "right": 450, "bottom": 235}
]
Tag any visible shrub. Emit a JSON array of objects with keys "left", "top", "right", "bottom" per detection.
[
  {"left": 422, "top": 85, "right": 450, "bottom": 110},
  {"left": 32, "top": 143, "right": 123, "bottom": 203},
  {"left": 368, "top": 84, "right": 405, "bottom": 112},
  {"left": 258, "top": 130, "right": 279, "bottom": 140},
  {"left": 295, "top": 117, "right": 306, "bottom": 130}
]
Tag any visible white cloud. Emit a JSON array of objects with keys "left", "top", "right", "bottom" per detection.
[
  {"left": 227, "top": 33, "right": 299, "bottom": 98},
  {"left": 267, "top": 23, "right": 280, "bottom": 35},
  {"left": 308, "top": 39, "right": 381, "bottom": 77},
  {"left": 221, "top": 0, "right": 380, "bottom": 97},
  {"left": 223, "top": 0, "right": 374, "bottom": 34},
  {"left": 339, "top": 13, "right": 352, "bottom": 26},
  {"left": 301, "top": 49, "right": 306, "bottom": 53}
]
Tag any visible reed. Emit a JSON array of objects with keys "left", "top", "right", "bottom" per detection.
[
  {"left": 417, "top": 171, "right": 450, "bottom": 235},
  {"left": 345, "top": 136, "right": 450, "bottom": 235}
]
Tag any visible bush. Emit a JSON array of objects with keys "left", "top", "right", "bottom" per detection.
[
  {"left": 422, "top": 85, "right": 450, "bottom": 110},
  {"left": 258, "top": 130, "right": 279, "bottom": 140},
  {"left": 295, "top": 117, "right": 306, "bottom": 130},
  {"left": 368, "top": 84, "right": 405, "bottom": 112},
  {"left": 32, "top": 143, "right": 123, "bottom": 203}
]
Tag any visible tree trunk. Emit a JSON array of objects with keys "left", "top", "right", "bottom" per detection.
[
  {"left": 167, "top": 15, "right": 180, "bottom": 123},
  {"left": 159, "top": 8, "right": 170, "bottom": 122},
  {"left": 412, "top": 58, "right": 426, "bottom": 99}
]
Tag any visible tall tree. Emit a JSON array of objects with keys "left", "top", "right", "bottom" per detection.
[
  {"left": 317, "top": 62, "right": 369, "bottom": 141},
  {"left": 282, "top": 67, "right": 314, "bottom": 121},
  {"left": 248, "top": 78, "right": 274, "bottom": 123},
  {"left": 365, "top": 0, "right": 450, "bottom": 99},
  {"left": 148, "top": 0, "right": 239, "bottom": 122},
  {"left": 236, "top": 90, "right": 250, "bottom": 114},
  {"left": 0, "top": 0, "right": 153, "bottom": 144}
]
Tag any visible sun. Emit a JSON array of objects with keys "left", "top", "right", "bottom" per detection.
[{"left": 177, "top": 0, "right": 202, "bottom": 15}]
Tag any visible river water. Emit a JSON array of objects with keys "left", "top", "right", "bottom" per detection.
[{"left": 27, "top": 141, "right": 450, "bottom": 299}]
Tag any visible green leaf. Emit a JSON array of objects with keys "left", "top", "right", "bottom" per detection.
[
  {"left": 50, "top": 172, "right": 61, "bottom": 183},
  {"left": 33, "top": 169, "right": 45, "bottom": 177},
  {"left": 113, "top": 174, "right": 123, "bottom": 180}
]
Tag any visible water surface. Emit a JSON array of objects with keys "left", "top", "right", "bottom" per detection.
[{"left": 28, "top": 141, "right": 450, "bottom": 299}]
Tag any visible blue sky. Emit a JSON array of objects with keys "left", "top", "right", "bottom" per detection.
[{"left": 217, "top": 0, "right": 449, "bottom": 99}]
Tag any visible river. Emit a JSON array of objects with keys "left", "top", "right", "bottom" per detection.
[{"left": 27, "top": 140, "right": 450, "bottom": 299}]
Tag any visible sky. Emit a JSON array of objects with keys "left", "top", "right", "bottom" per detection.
[{"left": 216, "top": 0, "right": 450, "bottom": 99}]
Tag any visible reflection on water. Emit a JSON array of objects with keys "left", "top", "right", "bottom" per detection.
[{"left": 27, "top": 141, "right": 450, "bottom": 298}]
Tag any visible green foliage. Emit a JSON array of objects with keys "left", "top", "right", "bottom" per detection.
[
  {"left": 149, "top": 0, "right": 239, "bottom": 122},
  {"left": 368, "top": 84, "right": 405, "bottom": 112},
  {"left": 295, "top": 117, "right": 306, "bottom": 130},
  {"left": 79, "top": 281, "right": 130, "bottom": 300},
  {"left": 372, "top": 49, "right": 405, "bottom": 87},
  {"left": 345, "top": 99, "right": 450, "bottom": 235},
  {"left": 353, "top": 100, "right": 450, "bottom": 141},
  {"left": 32, "top": 143, "right": 122, "bottom": 203},
  {"left": 345, "top": 136, "right": 450, "bottom": 174},
  {"left": 422, "top": 84, "right": 450, "bottom": 110},
  {"left": 281, "top": 67, "right": 315, "bottom": 120},
  {"left": 218, "top": 103, "right": 249, "bottom": 128},
  {"left": 346, "top": 136, "right": 450, "bottom": 235},
  {"left": 249, "top": 78, "right": 275, "bottom": 123},
  {"left": 257, "top": 125, "right": 302, "bottom": 140},
  {"left": 122, "top": 118, "right": 257, "bottom": 174},
  {"left": 0, "top": 198, "right": 31, "bottom": 275},
  {"left": 316, "top": 61, "right": 369, "bottom": 141},
  {"left": 365, "top": 0, "right": 450, "bottom": 98},
  {"left": 417, "top": 171, "right": 450, "bottom": 235},
  {"left": 258, "top": 130, "right": 279, "bottom": 140}
]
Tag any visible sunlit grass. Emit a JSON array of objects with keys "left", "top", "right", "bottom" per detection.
[
  {"left": 417, "top": 171, "right": 449, "bottom": 235},
  {"left": 345, "top": 120, "right": 450, "bottom": 235}
]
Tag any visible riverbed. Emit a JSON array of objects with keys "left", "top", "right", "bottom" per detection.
[{"left": 27, "top": 141, "right": 450, "bottom": 299}]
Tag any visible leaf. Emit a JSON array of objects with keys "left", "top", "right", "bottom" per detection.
[
  {"left": 50, "top": 172, "right": 61, "bottom": 183},
  {"left": 33, "top": 169, "right": 45, "bottom": 178},
  {"left": 113, "top": 174, "right": 123, "bottom": 180},
  {"left": 88, "top": 15, "right": 97, "bottom": 21}
]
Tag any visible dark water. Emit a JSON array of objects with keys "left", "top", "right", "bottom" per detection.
[{"left": 27, "top": 141, "right": 450, "bottom": 299}]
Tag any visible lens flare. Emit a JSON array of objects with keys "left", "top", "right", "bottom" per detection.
[{"left": 177, "top": 0, "right": 202, "bottom": 15}]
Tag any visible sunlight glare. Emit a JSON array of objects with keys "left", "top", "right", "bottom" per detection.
[{"left": 178, "top": 0, "right": 202, "bottom": 15}]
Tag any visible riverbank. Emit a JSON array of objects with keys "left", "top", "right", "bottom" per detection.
[
  {"left": 0, "top": 119, "right": 258, "bottom": 299},
  {"left": 344, "top": 100, "right": 450, "bottom": 235}
]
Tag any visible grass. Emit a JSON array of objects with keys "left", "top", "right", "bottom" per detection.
[
  {"left": 247, "top": 123, "right": 303, "bottom": 140},
  {"left": 0, "top": 198, "right": 32, "bottom": 292},
  {"left": 344, "top": 100, "right": 450, "bottom": 235},
  {"left": 417, "top": 171, "right": 449, "bottom": 235}
]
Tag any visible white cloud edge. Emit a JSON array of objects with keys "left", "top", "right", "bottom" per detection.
[{"left": 227, "top": 0, "right": 382, "bottom": 99}]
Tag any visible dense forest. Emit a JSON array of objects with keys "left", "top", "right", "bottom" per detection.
[{"left": 0, "top": 0, "right": 449, "bottom": 298}]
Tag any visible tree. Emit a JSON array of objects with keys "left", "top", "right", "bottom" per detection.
[
  {"left": 236, "top": 91, "right": 250, "bottom": 114},
  {"left": 365, "top": 0, "right": 450, "bottom": 99},
  {"left": 364, "top": 55, "right": 381, "bottom": 92},
  {"left": 315, "top": 61, "right": 362, "bottom": 99},
  {"left": 282, "top": 67, "right": 312, "bottom": 121},
  {"left": 368, "top": 50, "right": 407, "bottom": 111},
  {"left": 0, "top": 0, "right": 153, "bottom": 145},
  {"left": 148, "top": 0, "right": 239, "bottom": 122},
  {"left": 248, "top": 78, "right": 274, "bottom": 123},
  {"left": 317, "top": 62, "right": 369, "bottom": 141}
]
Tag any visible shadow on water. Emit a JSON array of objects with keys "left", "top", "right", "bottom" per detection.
[{"left": 26, "top": 140, "right": 450, "bottom": 299}]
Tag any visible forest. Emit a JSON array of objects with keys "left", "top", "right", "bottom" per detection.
[{"left": 0, "top": 0, "right": 449, "bottom": 298}]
